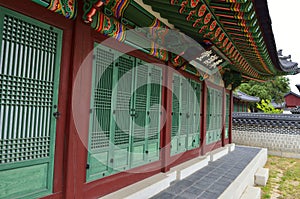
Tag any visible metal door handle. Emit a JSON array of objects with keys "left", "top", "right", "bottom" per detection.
[
  {"left": 130, "top": 113, "right": 138, "bottom": 117},
  {"left": 53, "top": 111, "right": 61, "bottom": 119}
]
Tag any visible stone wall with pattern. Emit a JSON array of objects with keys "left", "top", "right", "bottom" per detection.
[{"left": 232, "top": 113, "right": 300, "bottom": 158}]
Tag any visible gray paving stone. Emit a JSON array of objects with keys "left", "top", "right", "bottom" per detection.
[
  {"left": 193, "top": 180, "right": 213, "bottom": 190},
  {"left": 186, "top": 186, "right": 205, "bottom": 195},
  {"left": 199, "top": 176, "right": 218, "bottom": 184},
  {"left": 151, "top": 192, "right": 175, "bottom": 199},
  {"left": 166, "top": 180, "right": 193, "bottom": 195},
  {"left": 199, "top": 166, "right": 215, "bottom": 173},
  {"left": 182, "top": 177, "right": 197, "bottom": 184},
  {"left": 229, "top": 167, "right": 244, "bottom": 175},
  {"left": 213, "top": 168, "right": 226, "bottom": 174},
  {"left": 216, "top": 177, "right": 233, "bottom": 185},
  {"left": 209, "top": 161, "right": 221, "bottom": 167},
  {"left": 151, "top": 146, "right": 261, "bottom": 199},
  {"left": 197, "top": 190, "right": 219, "bottom": 199},
  {"left": 217, "top": 180, "right": 232, "bottom": 187},
  {"left": 178, "top": 191, "right": 199, "bottom": 199},
  {"left": 207, "top": 182, "right": 228, "bottom": 194},
  {"left": 222, "top": 174, "right": 238, "bottom": 181},
  {"left": 221, "top": 163, "right": 234, "bottom": 168},
  {"left": 174, "top": 196, "right": 188, "bottom": 199},
  {"left": 192, "top": 170, "right": 210, "bottom": 177},
  {"left": 235, "top": 163, "right": 247, "bottom": 169},
  {"left": 206, "top": 172, "right": 221, "bottom": 180}
]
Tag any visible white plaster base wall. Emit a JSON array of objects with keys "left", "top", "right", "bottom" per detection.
[{"left": 232, "top": 130, "right": 300, "bottom": 158}]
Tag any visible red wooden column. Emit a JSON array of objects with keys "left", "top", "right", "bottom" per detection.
[
  {"left": 63, "top": 1, "right": 93, "bottom": 198},
  {"left": 229, "top": 90, "right": 233, "bottom": 144},
  {"left": 160, "top": 64, "right": 173, "bottom": 173},
  {"left": 201, "top": 81, "right": 208, "bottom": 155},
  {"left": 221, "top": 88, "right": 226, "bottom": 147}
]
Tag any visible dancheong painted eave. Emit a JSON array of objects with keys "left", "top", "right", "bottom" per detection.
[
  {"left": 140, "top": 0, "right": 299, "bottom": 80},
  {"left": 34, "top": 0, "right": 299, "bottom": 81}
]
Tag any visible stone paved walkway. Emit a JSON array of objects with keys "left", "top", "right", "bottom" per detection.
[{"left": 151, "top": 146, "right": 261, "bottom": 199}]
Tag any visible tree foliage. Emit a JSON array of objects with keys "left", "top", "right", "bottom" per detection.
[
  {"left": 256, "top": 99, "right": 283, "bottom": 114},
  {"left": 238, "top": 76, "right": 290, "bottom": 103}
]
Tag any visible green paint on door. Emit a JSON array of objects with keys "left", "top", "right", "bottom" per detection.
[
  {"left": 87, "top": 43, "right": 162, "bottom": 182},
  {"left": 0, "top": 6, "right": 62, "bottom": 198},
  {"left": 171, "top": 75, "right": 202, "bottom": 155},
  {"left": 206, "top": 87, "right": 223, "bottom": 144}
]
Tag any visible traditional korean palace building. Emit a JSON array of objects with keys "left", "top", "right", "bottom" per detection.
[
  {"left": 285, "top": 84, "right": 300, "bottom": 114},
  {"left": 233, "top": 90, "right": 259, "bottom": 112},
  {"left": 285, "top": 85, "right": 300, "bottom": 108},
  {"left": 0, "top": 0, "right": 299, "bottom": 198}
]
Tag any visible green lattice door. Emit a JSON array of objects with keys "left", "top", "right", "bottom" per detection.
[
  {"left": 233, "top": 102, "right": 238, "bottom": 112},
  {"left": 131, "top": 59, "right": 162, "bottom": 168},
  {"left": 206, "top": 87, "right": 223, "bottom": 144},
  {"left": 87, "top": 44, "right": 162, "bottom": 182},
  {"left": 171, "top": 75, "right": 201, "bottom": 155},
  {"left": 0, "top": 7, "right": 62, "bottom": 199},
  {"left": 112, "top": 53, "right": 135, "bottom": 173},
  {"left": 87, "top": 44, "right": 115, "bottom": 180},
  {"left": 187, "top": 80, "right": 201, "bottom": 149},
  {"left": 171, "top": 74, "right": 180, "bottom": 155},
  {"left": 87, "top": 44, "right": 133, "bottom": 180}
]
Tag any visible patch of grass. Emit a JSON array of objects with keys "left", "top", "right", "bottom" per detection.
[
  {"left": 262, "top": 193, "right": 271, "bottom": 199},
  {"left": 261, "top": 155, "right": 300, "bottom": 199}
]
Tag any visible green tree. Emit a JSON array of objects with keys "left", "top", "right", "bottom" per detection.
[
  {"left": 256, "top": 99, "right": 283, "bottom": 114},
  {"left": 238, "top": 76, "right": 290, "bottom": 103}
]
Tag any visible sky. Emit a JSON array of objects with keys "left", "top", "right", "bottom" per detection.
[{"left": 267, "top": 1, "right": 300, "bottom": 94}]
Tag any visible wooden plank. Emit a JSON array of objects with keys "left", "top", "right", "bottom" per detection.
[{"left": 0, "top": 163, "right": 49, "bottom": 198}]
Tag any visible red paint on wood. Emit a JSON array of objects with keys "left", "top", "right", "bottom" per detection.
[
  {"left": 161, "top": 65, "right": 173, "bottom": 173},
  {"left": 285, "top": 93, "right": 300, "bottom": 108},
  {"left": 201, "top": 81, "right": 208, "bottom": 155},
  {"left": 40, "top": 192, "right": 63, "bottom": 199},
  {"left": 168, "top": 148, "right": 200, "bottom": 168},
  {"left": 221, "top": 88, "right": 226, "bottom": 147},
  {"left": 223, "top": 89, "right": 231, "bottom": 146},
  {"left": 224, "top": 138, "right": 229, "bottom": 145},
  {"left": 204, "top": 141, "right": 223, "bottom": 155},
  {"left": 229, "top": 90, "right": 233, "bottom": 144},
  {"left": 83, "top": 161, "right": 161, "bottom": 198},
  {"left": 64, "top": 2, "right": 94, "bottom": 198}
]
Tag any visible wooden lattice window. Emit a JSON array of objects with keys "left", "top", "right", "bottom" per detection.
[
  {"left": 171, "top": 74, "right": 202, "bottom": 155},
  {"left": 0, "top": 6, "right": 62, "bottom": 198},
  {"left": 86, "top": 43, "right": 162, "bottom": 182}
]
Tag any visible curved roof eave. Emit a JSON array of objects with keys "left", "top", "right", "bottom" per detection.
[
  {"left": 234, "top": 90, "right": 260, "bottom": 102},
  {"left": 278, "top": 50, "right": 299, "bottom": 74},
  {"left": 253, "top": 0, "right": 299, "bottom": 75},
  {"left": 284, "top": 91, "right": 300, "bottom": 98}
]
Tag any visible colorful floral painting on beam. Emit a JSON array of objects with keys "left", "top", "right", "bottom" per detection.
[
  {"left": 91, "top": 11, "right": 126, "bottom": 42},
  {"left": 32, "top": 0, "right": 77, "bottom": 19}
]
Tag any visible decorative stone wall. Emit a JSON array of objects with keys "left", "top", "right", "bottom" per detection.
[{"left": 232, "top": 113, "right": 300, "bottom": 158}]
